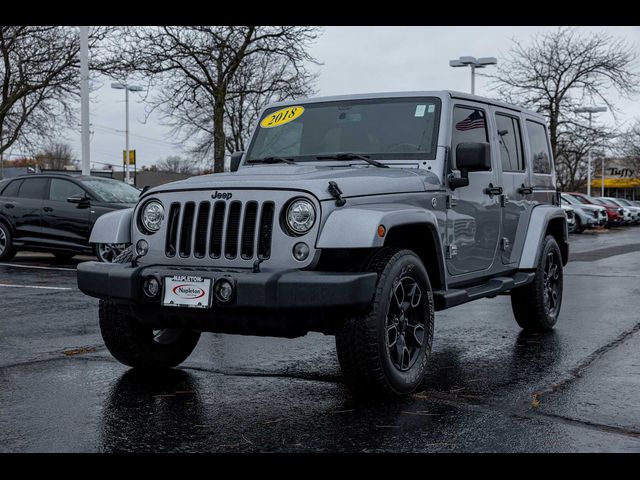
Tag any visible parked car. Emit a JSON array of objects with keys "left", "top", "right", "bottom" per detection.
[
  {"left": 78, "top": 90, "right": 569, "bottom": 397},
  {"left": 560, "top": 193, "right": 607, "bottom": 232},
  {"left": 600, "top": 197, "right": 640, "bottom": 224},
  {"left": 0, "top": 174, "right": 138, "bottom": 262},
  {"left": 561, "top": 204, "right": 577, "bottom": 233},
  {"left": 565, "top": 192, "right": 625, "bottom": 227},
  {"left": 590, "top": 197, "right": 633, "bottom": 225}
]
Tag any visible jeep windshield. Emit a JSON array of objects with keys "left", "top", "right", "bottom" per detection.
[{"left": 246, "top": 97, "right": 441, "bottom": 163}]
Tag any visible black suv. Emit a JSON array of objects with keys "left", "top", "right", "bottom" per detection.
[{"left": 0, "top": 174, "right": 139, "bottom": 262}]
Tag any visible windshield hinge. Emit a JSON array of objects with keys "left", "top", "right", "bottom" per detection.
[{"left": 328, "top": 181, "right": 346, "bottom": 207}]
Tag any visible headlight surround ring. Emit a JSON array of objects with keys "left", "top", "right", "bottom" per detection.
[
  {"left": 139, "top": 199, "right": 165, "bottom": 234},
  {"left": 284, "top": 198, "right": 316, "bottom": 236}
]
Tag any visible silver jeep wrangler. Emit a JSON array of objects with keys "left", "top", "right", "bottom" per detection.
[{"left": 78, "top": 91, "right": 568, "bottom": 396}]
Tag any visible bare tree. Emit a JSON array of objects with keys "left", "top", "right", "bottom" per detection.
[
  {"left": 0, "top": 26, "right": 112, "bottom": 157},
  {"left": 614, "top": 120, "right": 640, "bottom": 172},
  {"left": 554, "top": 123, "right": 615, "bottom": 191},
  {"left": 154, "top": 155, "right": 198, "bottom": 174},
  {"left": 35, "top": 141, "right": 77, "bottom": 170},
  {"left": 224, "top": 53, "right": 317, "bottom": 155},
  {"left": 104, "top": 26, "right": 321, "bottom": 173},
  {"left": 491, "top": 27, "right": 638, "bottom": 170}
]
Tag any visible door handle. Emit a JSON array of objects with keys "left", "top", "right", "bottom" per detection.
[
  {"left": 4, "top": 203, "right": 14, "bottom": 209},
  {"left": 518, "top": 185, "right": 534, "bottom": 195},
  {"left": 483, "top": 184, "right": 503, "bottom": 196},
  {"left": 43, "top": 206, "right": 53, "bottom": 212}
]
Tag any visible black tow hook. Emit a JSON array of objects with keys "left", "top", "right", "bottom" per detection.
[
  {"left": 328, "top": 181, "right": 346, "bottom": 207},
  {"left": 253, "top": 257, "right": 265, "bottom": 273}
]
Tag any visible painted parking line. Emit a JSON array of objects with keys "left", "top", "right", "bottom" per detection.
[
  {"left": 0, "top": 283, "right": 73, "bottom": 291},
  {"left": 0, "top": 263, "right": 76, "bottom": 272}
]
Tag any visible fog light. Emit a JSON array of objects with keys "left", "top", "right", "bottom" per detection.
[
  {"left": 292, "top": 242, "right": 310, "bottom": 261},
  {"left": 143, "top": 276, "right": 160, "bottom": 298},
  {"left": 215, "top": 279, "right": 234, "bottom": 304},
  {"left": 136, "top": 239, "right": 149, "bottom": 256}
]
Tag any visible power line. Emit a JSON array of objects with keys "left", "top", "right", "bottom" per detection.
[{"left": 92, "top": 123, "right": 177, "bottom": 147}]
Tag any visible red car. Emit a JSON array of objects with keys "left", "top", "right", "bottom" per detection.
[{"left": 565, "top": 192, "right": 625, "bottom": 226}]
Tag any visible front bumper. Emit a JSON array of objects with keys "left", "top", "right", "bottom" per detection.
[{"left": 77, "top": 261, "right": 377, "bottom": 311}]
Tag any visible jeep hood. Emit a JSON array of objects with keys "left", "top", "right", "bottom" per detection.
[{"left": 145, "top": 165, "right": 442, "bottom": 201}]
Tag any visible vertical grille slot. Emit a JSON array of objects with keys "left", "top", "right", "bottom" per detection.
[
  {"left": 209, "top": 201, "right": 226, "bottom": 258},
  {"left": 225, "top": 201, "right": 242, "bottom": 259},
  {"left": 257, "top": 201, "right": 275, "bottom": 259},
  {"left": 241, "top": 201, "right": 258, "bottom": 259},
  {"left": 179, "top": 202, "right": 195, "bottom": 257},
  {"left": 193, "top": 202, "right": 210, "bottom": 258},
  {"left": 165, "top": 203, "right": 181, "bottom": 257}
]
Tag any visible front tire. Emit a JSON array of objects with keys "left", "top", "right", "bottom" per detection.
[
  {"left": 511, "top": 235, "right": 563, "bottom": 332},
  {"left": 0, "top": 222, "right": 16, "bottom": 261},
  {"left": 335, "top": 248, "right": 435, "bottom": 397},
  {"left": 98, "top": 245, "right": 200, "bottom": 369},
  {"left": 99, "top": 301, "right": 201, "bottom": 369}
]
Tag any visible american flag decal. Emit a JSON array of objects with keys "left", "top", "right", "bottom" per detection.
[{"left": 455, "top": 110, "right": 485, "bottom": 131}]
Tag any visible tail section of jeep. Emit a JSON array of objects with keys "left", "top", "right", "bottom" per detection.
[{"left": 78, "top": 91, "right": 568, "bottom": 396}]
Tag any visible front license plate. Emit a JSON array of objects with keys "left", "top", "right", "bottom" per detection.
[{"left": 162, "top": 275, "right": 212, "bottom": 309}]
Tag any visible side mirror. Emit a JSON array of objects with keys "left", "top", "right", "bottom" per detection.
[
  {"left": 230, "top": 151, "right": 244, "bottom": 172},
  {"left": 455, "top": 142, "right": 491, "bottom": 172},
  {"left": 140, "top": 185, "right": 151, "bottom": 196},
  {"left": 67, "top": 194, "right": 90, "bottom": 208}
]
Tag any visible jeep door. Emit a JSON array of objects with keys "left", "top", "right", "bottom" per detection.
[
  {"left": 446, "top": 103, "right": 501, "bottom": 276},
  {"left": 522, "top": 117, "right": 556, "bottom": 206},
  {"left": 492, "top": 108, "right": 533, "bottom": 266}
]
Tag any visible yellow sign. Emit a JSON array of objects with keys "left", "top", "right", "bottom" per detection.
[
  {"left": 260, "top": 106, "right": 304, "bottom": 129},
  {"left": 122, "top": 150, "right": 136, "bottom": 165},
  {"left": 592, "top": 178, "right": 640, "bottom": 189}
]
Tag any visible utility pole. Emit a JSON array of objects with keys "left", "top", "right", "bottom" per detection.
[
  {"left": 80, "top": 26, "right": 91, "bottom": 176},
  {"left": 449, "top": 56, "right": 498, "bottom": 95},
  {"left": 111, "top": 83, "right": 143, "bottom": 185},
  {"left": 576, "top": 106, "right": 607, "bottom": 197}
]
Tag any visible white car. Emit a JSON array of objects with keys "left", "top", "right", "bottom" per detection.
[{"left": 601, "top": 197, "right": 640, "bottom": 225}]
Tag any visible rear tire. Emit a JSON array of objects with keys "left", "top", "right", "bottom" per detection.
[
  {"left": 0, "top": 222, "right": 16, "bottom": 261},
  {"left": 511, "top": 235, "right": 563, "bottom": 332},
  {"left": 335, "top": 248, "right": 435, "bottom": 397},
  {"left": 98, "top": 244, "right": 200, "bottom": 369}
]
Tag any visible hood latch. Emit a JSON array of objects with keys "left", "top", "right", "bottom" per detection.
[{"left": 328, "top": 181, "right": 346, "bottom": 207}]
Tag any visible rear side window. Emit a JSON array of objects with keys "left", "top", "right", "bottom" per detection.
[
  {"left": 526, "top": 120, "right": 552, "bottom": 174},
  {"left": 18, "top": 178, "right": 48, "bottom": 199},
  {"left": 496, "top": 114, "right": 525, "bottom": 171},
  {"left": 49, "top": 179, "right": 85, "bottom": 202},
  {"left": 1, "top": 179, "right": 22, "bottom": 197},
  {"left": 452, "top": 106, "right": 488, "bottom": 167}
]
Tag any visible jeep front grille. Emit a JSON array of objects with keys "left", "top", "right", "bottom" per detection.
[{"left": 165, "top": 200, "right": 275, "bottom": 260}]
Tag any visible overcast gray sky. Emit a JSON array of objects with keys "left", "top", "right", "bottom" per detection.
[{"left": 53, "top": 26, "right": 640, "bottom": 170}]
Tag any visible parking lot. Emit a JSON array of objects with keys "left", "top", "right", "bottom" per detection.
[{"left": 1, "top": 227, "right": 640, "bottom": 452}]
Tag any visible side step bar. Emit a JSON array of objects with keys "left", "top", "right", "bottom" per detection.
[{"left": 433, "top": 271, "right": 535, "bottom": 311}]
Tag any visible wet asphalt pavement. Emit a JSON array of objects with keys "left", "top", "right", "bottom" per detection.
[{"left": 1, "top": 227, "right": 640, "bottom": 452}]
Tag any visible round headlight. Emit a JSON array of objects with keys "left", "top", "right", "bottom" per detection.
[
  {"left": 141, "top": 200, "right": 164, "bottom": 233},
  {"left": 286, "top": 199, "right": 316, "bottom": 235}
]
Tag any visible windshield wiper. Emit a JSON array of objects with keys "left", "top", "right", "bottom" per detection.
[
  {"left": 316, "top": 153, "right": 388, "bottom": 168},
  {"left": 246, "top": 156, "right": 297, "bottom": 165}
]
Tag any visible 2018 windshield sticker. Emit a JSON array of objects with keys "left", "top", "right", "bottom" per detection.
[{"left": 260, "top": 106, "right": 304, "bottom": 128}]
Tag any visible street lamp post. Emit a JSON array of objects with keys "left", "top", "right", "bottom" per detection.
[
  {"left": 449, "top": 56, "right": 498, "bottom": 95},
  {"left": 111, "top": 82, "right": 144, "bottom": 185},
  {"left": 575, "top": 106, "right": 607, "bottom": 197}
]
